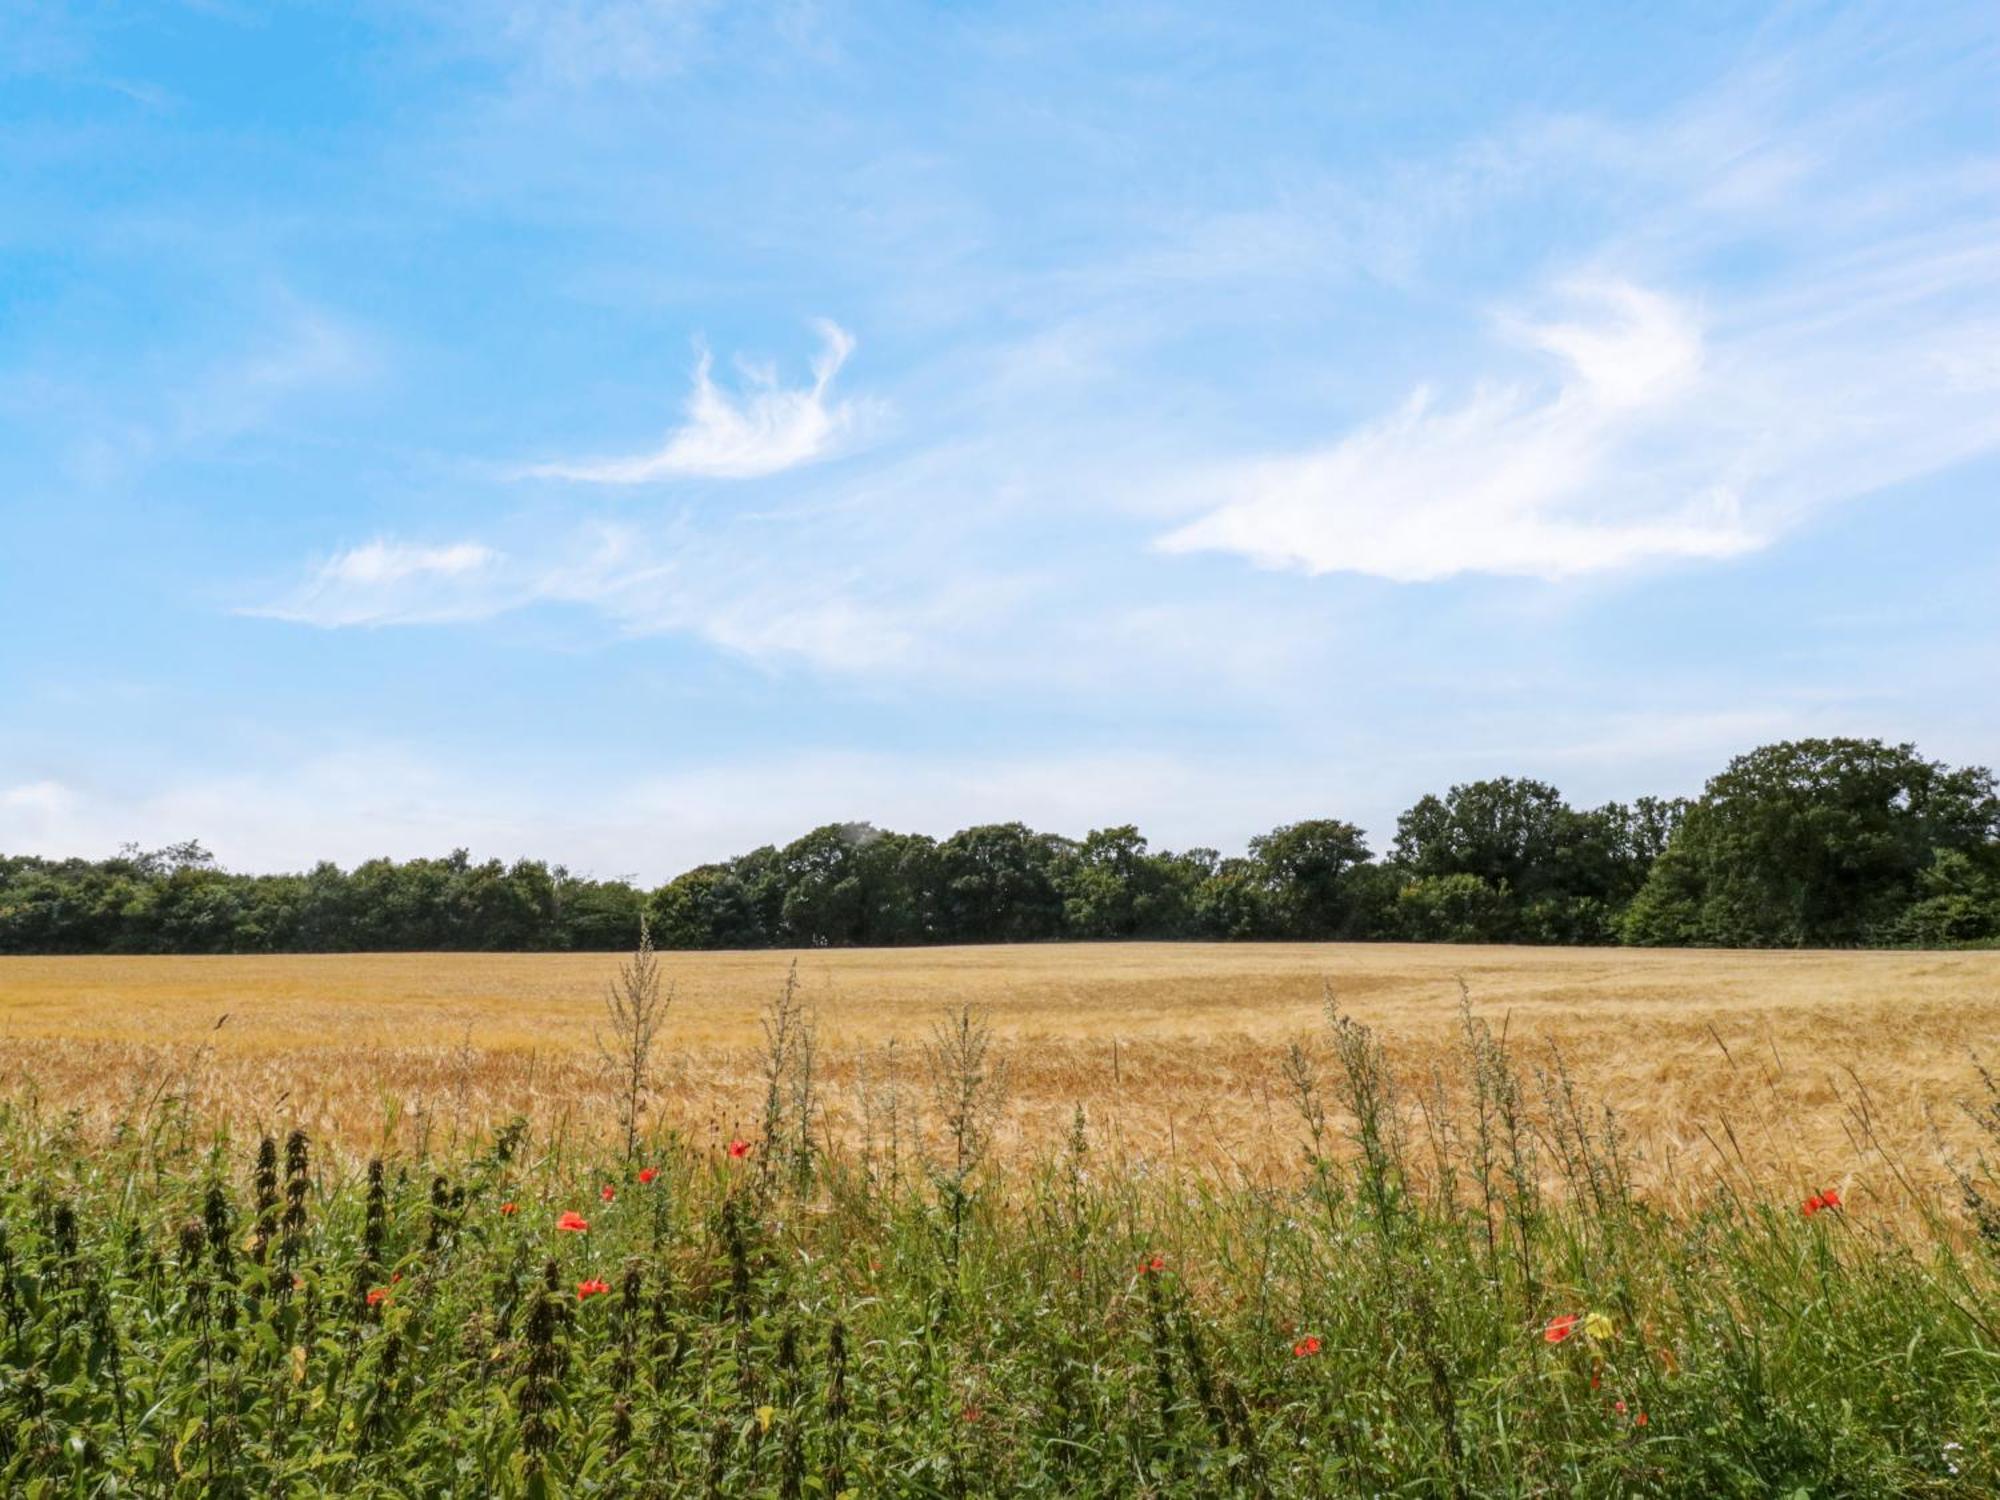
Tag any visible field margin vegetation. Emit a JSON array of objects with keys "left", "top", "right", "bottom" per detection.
[{"left": 3, "top": 955, "right": 1998, "bottom": 1495}]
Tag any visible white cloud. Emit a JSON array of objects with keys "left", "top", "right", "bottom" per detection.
[
  {"left": 324, "top": 540, "right": 497, "bottom": 586},
  {"left": 1160, "top": 211, "right": 2000, "bottom": 583},
  {"left": 252, "top": 540, "right": 504, "bottom": 627},
  {"left": 1143, "top": 19, "right": 2000, "bottom": 588},
  {"left": 1158, "top": 280, "right": 1761, "bottom": 582},
  {"left": 255, "top": 8, "right": 2000, "bottom": 697},
  {"left": 1515, "top": 281, "right": 1703, "bottom": 409},
  {"left": 524, "top": 520, "right": 926, "bottom": 672},
  {"left": 251, "top": 520, "right": 925, "bottom": 673},
  {"left": 527, "top": 320, "right": 862, "bottom": 482}
]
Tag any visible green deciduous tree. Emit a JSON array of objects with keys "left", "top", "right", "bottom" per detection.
[
  {"left": 1623, "top": 738, "right": 2000, "bottom": 947},
  {"left": 1394, "top": 873, "right": 1515, "bottom": 943},
  {"left": 649, "top": 865, "right": 771, "bottom": 949},
  {"left": 1056, "top": 825, "right": 1198, "bottom": 939},
  {"left": 1248, "top": 819, "right": 1374, "bottom": 938},
  {"left": 936, "top": 823, "right": 1071, "bottom": 943}
]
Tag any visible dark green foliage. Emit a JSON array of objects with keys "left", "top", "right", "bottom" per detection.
[
  {"left": 936, "top": 822, "right": 1072, "bottom": 943},
  {"left": 1246, "top": 818, "right": 1375, "bottom": 938},
  {"left": 1058, "top": 825, "right": 1200, "bottom": 939},
  {"left": 1890, "top": 848, "right": 2000, "bottom": 947},
  {"left": 5, "top": 737, "right": 1997, "bottom": 953},
  {"left": 1394, "top": 872, "right": 1518, "bottom": 943},
  {"left": 1394, "top": 779, "right": 1679, "bottom": 943},
  {"left": 649, "top": 861, "right": 774, "bottom": 950},
  {"left": 0, "top": 844, "right": 650, "bottom": 954},
  {"left": 1624, "top": 738, "right": 2000, "bottom": 947},
  {"left": 772, "top": 822, "right": 946, "bottom": 946}
]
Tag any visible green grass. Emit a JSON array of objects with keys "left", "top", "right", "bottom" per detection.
[{"left": 1, "top": 1006, "right": 1996, "bottom": 1497}]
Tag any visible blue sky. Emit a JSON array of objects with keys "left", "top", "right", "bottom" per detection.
[{"left": 2, "top": 1, "right": 1997, "bottom": 881}]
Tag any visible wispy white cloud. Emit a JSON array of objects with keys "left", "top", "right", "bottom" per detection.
[
  {"left": 252, "top": 540, "right": 503, "bottom": 627},
  {"left": 255, "top": 5, "right": 2000, "bottom": 708},
  {"left": 324, "top": 540, "right": 497, "bottom": 587},
  {"left": 525, "top": 320, "right": 864, "bottom": 483},
  {"left": 525, "top": 520, "right": 924, "bottom": 672},
  {"left": 1158, "top": 52, "right": 2000, "bottom": 588},
  {"left": 1158, "top": 280, "right": 1763, "bottom": 581},
  {"left": 252, "top": 519, "right": 926, "bottom": 673}
]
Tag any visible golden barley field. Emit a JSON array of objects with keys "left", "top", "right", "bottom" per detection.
[{"left": 2, "top": 943, "right": 1996, "bottom": 1210}]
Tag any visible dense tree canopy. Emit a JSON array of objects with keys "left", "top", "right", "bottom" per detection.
[
  {"left": 3, "top": 738, "right": 1996, "bottom": 953},
  {"left": 1621, "top": 738, "right": 2000, "bottom": 947},
  {"left": 1248, "top": 819, "right": 1374, "bottom": 939}
]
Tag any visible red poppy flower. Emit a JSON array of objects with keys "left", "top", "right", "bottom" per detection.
[
  {"left": 1613, "top": 1400, "right": 1627, "bottom": 1414},
  {"left": 638, "top": 1167, "right": 658, "bottom": 1185},
  {"left": 1802, "top": 1194, "right": 1824, "bottom": 1217},
  {"left": 366, "top": 1287, "right": 388, "bottom": 1307},
  {"left": 728, "top": 1138, "right": 751, "bottom": 1159},
  {"left": 1139, "top": 1254, "right": 1165, "bottom": 1275},
  {"left": 1544, "top": 1314, "right": 1578, "bottom": 1344},
  {"left": 600, "top": 1184, "right": 616, "bottom": 1203},
  {"left": 1292, "top": 1335, "right": 1322, "bottom": 1358},
  {"left": 1634, "top": 1411, "right": 1648, "bottom": 1427},
  {"left": 1819, "top": 1187, "right": 1842, "bottom": 1209},
  {"left": 500, "top": 1201, "right": 519, "bottom": 1216},
  {"left": 577, "top": 1278, "right": 610, "bottom": 1300},
  {"left": 557, "top": 1210, "right": 590, "bottom": 1233},
  {"left": 961, "top": 1405, "right": 982, "bottom": 1423}
]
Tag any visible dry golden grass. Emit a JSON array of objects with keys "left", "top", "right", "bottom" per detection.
[{"left": 3, "top": 943, "right": 1996, "bottom": 1212}]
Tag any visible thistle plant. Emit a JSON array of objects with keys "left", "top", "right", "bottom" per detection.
[
  {"left": 755, "top": 961, "right": 819, "bottom": 1195},
  {"left": 923, "top": 1004, "right": 1008, "bottom": 1271},
  {"left": 597, "top": 919, "right": 673, "bottom": 1163}
]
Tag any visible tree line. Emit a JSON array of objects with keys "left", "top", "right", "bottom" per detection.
[{"left": 3, "top": 738, "right": 1996, "bottom": 954}]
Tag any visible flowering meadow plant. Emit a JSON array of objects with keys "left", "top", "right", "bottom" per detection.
[{"left": 0, "top": 1014, "right": 1993, "bottom": 1496}]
